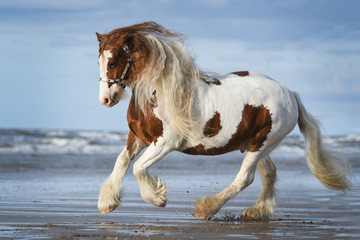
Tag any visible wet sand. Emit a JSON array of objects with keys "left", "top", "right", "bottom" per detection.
[{"left": 1, "top": 152, "right": 359, "bottom": 239}]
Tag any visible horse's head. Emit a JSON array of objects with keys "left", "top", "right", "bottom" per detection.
[
  {"left": 96, "top": 32, "right": 137, "bottom": 107},
  {"left": 96, "top": 22, "right": 188, "bottom": 109}
]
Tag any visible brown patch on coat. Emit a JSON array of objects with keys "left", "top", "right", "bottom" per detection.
[
  {"left": 125, "top": 130, "right": 145, "bottom": 157},
  {"left": 183, "top": 104, "right": 272, "bottom": 155},
  {"left": 127, "top": 94, "right": 163, "bottom": 146},
  {"left": 231, "top": 71, "right": 249, "bottom": 77},
  {"left": 203, "top": 111, "right": 222, "bottom": 137},
  {"left": 202, "top": 78, "right": 222, "bottom": 86},
  {"left": 125, "top": 130, "right": 137, "bottom": 153},
  {"left": 200, "top": 74, "right": 222, "bottom": 86},
  {"left": 214, "top": 79, "right": 221, "bottom": 85}
]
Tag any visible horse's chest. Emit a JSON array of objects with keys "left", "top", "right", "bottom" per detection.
[{"left": 127, "top": 95, "right": 163, "bottom": 146}]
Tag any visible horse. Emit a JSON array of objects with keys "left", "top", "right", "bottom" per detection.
[{"left": 95, "top": 21, "right": 351, "bottom": 221}]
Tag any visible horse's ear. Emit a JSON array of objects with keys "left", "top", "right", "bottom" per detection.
[{"left": 96, "top": 32, "right": 103, "bottom": 42}]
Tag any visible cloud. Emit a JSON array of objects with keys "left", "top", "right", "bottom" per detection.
[
  {"left": 195, "top": 0, "right": 229, "bottom": 7},
  {"left": 0, "top": 0, "right": 101, "bottom": 10},
  {"left": 272, "top": 0, "right": 310, "bottom": 8},
  {"left": 189, "top": 36, "right": 360, "bottom": 96}
]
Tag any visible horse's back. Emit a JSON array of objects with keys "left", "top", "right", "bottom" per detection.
[{"left": 196, "top": 72, "right": 298, "bottom": 124}]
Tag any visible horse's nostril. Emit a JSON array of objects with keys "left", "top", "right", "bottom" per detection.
[
  {"left": 104, "top": 98, "right": 109, "bottom": 104},
  {"left": 111, "top": 92, "right": 118, "bottom": 103}
]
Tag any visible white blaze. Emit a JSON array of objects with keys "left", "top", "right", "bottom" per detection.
[
  {"left": 98, "top": 50, "right": 126, "bottom": 106},
  {"left": 99, "top": 50, "right": 112, "bottom": 79},
  {"left": 98, "top": 50, "right": 113, "bottom": 104}
]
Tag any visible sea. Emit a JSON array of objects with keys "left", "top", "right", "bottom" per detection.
[
  {"left": 0, "top": 128, "right": 359, "bottom": 158},
  {"left": 1, "top": 128, "right": 359, "bottom": 176}
]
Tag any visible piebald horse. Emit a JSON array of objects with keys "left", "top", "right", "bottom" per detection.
[{"left": 96, "top": 22, "right": 351, "bottom": 220}]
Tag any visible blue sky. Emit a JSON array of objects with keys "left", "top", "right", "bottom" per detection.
[{"left": 0, "top": 0, "right": 359, "bottom": 135}]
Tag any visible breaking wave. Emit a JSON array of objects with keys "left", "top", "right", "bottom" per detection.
[{"left": 0, "top": 129, "right": 359, "bottom": 156}]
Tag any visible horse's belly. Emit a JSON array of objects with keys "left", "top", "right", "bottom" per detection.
[
  {"left": 181, "top": 140, "right": 245, "bottom": 155},
  {"left": 181, "top": 104, "right": 272, "bottom": 155}
]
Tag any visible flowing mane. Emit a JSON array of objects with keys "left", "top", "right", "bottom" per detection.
[
  {"left": 135, "top": 27, "right": 201, "bottom": 141},
  {"left": 101, "top": 22, "right": 201, "bottom": 140}
]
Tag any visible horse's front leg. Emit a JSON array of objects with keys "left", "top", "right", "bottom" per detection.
[
  {"left": 132, "top": 140, "right": 175, "bottom": 207},
  {"left": 98, "top": 132, "right": 144, "bottom": 214}
]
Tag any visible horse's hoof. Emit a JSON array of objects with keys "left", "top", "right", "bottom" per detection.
[
  {"left": 152, "top": 197, "right": 167, "bottom": 207},
  {"left": 241, "top": 207, "right": 269, "bottom": 221},
  {"left": 153, "top": 176, "right": 167, "bottom": 207},
  {"left": 159, "top": 200, "right": 167, "bottom": 207},
  {"left": 193, "top": 209, "right": 211, "bottom": 220},
  {"left": 98, "top": 205, "right": 117, "bottom": 214},
  {"left": 240, "top": 214, "right": 256, "bottom": 221}
]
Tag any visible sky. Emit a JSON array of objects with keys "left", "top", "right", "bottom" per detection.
[{"left": 0, "top": 0, "right": 359, "bottom": 135}]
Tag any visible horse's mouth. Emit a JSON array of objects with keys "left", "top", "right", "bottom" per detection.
[
  {"left": 101, "top": 91, "right": 120, "bottom": 107},
  {"left": 111, "top": 92, "right": 118, "bottom": 103}
]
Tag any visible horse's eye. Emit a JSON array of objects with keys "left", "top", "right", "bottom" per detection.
[{"left": 109, "top": 62, "right": 117, "bottom": 68}]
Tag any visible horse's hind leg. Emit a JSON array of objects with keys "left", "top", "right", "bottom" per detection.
[
  {"left": 193, "top": 151, "right": 264, "bottom": 220},
  {"left": 241, "top": 157, "right": 276, "bottom": 220}
]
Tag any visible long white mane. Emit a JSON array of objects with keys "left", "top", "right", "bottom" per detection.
[{"left": 132, "top": 31, "right": 201, "bottom": 140}]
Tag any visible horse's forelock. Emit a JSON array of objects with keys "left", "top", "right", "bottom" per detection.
[
  {"left": 98, "top": 22, "right": 182, "bottom": 53},
  {"left": 98, "top": 34, "right": 126, "bottom": 55},
  {"left": 109, "top": 21, "right": 181, "bottom": 39}
]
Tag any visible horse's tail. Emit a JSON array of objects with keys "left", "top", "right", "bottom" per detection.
[{"left": 293, "top": 92, "right": 352, "bottom": 191}]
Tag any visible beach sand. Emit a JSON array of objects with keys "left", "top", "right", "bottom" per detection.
[{"left": 1, "top": 151, "right": 359, "bottom": 239}]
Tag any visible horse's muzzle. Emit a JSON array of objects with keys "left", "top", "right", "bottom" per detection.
[{"left": 100, "top": 91, "right": 119, "bottom": 107}]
